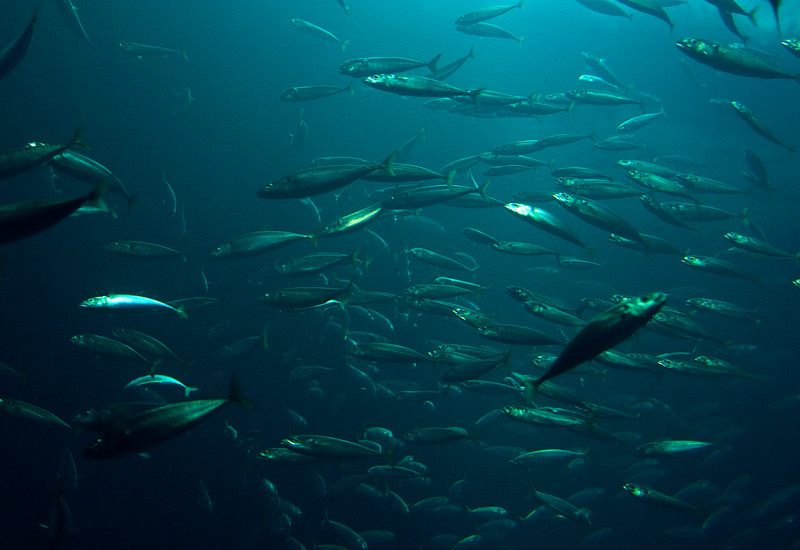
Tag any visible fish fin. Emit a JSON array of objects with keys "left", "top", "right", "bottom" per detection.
[
  {"left": 228, "top": 374, "right": 255, "bottom": 410},
  {"left": 185, "top": 386, "right": 199, "bottom": 398},
  {"left": 181, "top": 50, "right": 190, "bottom": 62},
  {"left": 69, "top": 127, "right": 90, "bottom": 150},
  {"left": 427, "top": 53, "right": 442, "bottom": 75}
]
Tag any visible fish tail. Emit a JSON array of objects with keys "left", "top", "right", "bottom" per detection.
[
  {"left": 70, "top": 127, "right": 90, "bottom": 150},
  {"left": 444, "top": 170, "right": 456, "bottom": 188},
  {"left": 478, "top": 180, "right": 491, "bottom": 201},
  {"left": 380, "top": 151, "right": 396, "bottom": 177},
  {"left": 228, "top": 374, "right": 255, "bottom": 410},
  {"left": 185, "top": 386, "right": 199, "bottom": 398},
  {"left": 427, "top": 53, "right": 442, "bottom": 76},
  {"left": 181, "top": 49, "right": 190, "bottom": 62},
  {"left": 517, "top": 36, "right": 525, "bottom": 49},
  {"left": 175, "top": 304, "right": 188, "bottom": 320},
  {"left": 467, "top": 45, "right": 475, "bottom": 58},
  {"left": 341, "top": 40, "right": 350, "bottom": 52},
  {"left": 346, "top": 81, "right": 355, "bottom": 96},
  {"left": 746, "top": 5, "right": 758, "bottom": 26},
  {"left": 519, "top": 0, "right": 526, "bottom": 9},
  {"left": 124, "top": 192, "right": 139, "bottom": 216}
]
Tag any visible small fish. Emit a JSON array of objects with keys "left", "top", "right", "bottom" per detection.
[
  {"left": 106, "top": 241, "right": 188, "bottom": 261},
  {"left": 677, "top": 38, "right": 800, "bottom": 85},
  {"left": 281, "top": 434, "right": 381, "bottom": 460},
  {"left": 125, "top": 375, "right": 198, "bottom": 398},
  {"left": 119, "top": 41, "right": 188, "bottom": 61},
  {"left": 455, "top": 1, "right": 526, "bottom": 25},
  {"left": 289, "top": 18, "right": 349, "bottom": 51},
  {"left": 0, "top": 398, "right": 72, "bottom": 429},
  {"left": 55, "top": 0, "right": 90, "bottom": 44},
  {"left": 456, "top": 22, "right": 524, "bottom": 47},
  {"left": 280, "top": 83, "right": 354, "bottom": 102},
  {"left": 80, "top": 294, "right": 187, "bottom": 319},
  {"left": 636, "top": 440, "right": 713, "bottom": 456},
  {"left": 339, "top": 55, "right": 441, "bottom": 78}
]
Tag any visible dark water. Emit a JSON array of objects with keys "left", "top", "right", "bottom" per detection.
[{"left": 2, "top": 1, "right": 800, "bottom": 549}]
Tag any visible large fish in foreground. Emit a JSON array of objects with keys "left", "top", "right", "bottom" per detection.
[
  {"left": 0, "top": 184, "right": 106, "bottom": 243},
  {"left": 676, "top": 38, "right": 800, "bottom": 85},
  {"left": 534, "top": 293, "right": 667, "bottom": 386},
  {"left": 84, "top": 376, "right": 252, "bottom": 457}
]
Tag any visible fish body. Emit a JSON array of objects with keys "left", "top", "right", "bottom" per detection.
[
  {"left": 212, "top": 231, "right": 311, "bottom": 258},
  {"left": 289, "top": 18, "right": 348, "bottom": 50},
  {"left": 125, "top": 375, "right": 198, "bottom": 398},
  {"left": 112, "top": 328, "right": 186, "bottom": 365},
  {"left": 0, "top": 398, "right": 71, "bottom": 429},
  {"left": 106, "top": 241, "right": 186, "bottom": 260},
  {"left": 617, "top": 109, "right": 665, "bottom": 132},
  {"left": 259, "top": 156, "right": 393, "bottom": 199},
  {"left": 725, "top": 232, "right": 796, "bottom": 259},
  {"left": 701, "top": 0, "right": 757, "bottom": 22},
  {"left": 80, "top": 294, "right": 187, "bottom": 318},
  {"left": 510, "top": 448, "right": 587, "bottom": 466},
  {"left": 0, "top": 129, "right": 87, "bottom": 180},
  {"left": 119, "top": 41, "right": 188, "bottom": 61},
  {"left": 675, "top": 173, "right": 743, "bottom": 194},
  {"left": 349, "top": 341, "right": 428, "bottom": 363},
  {"left": 405, "top": 426, "right": 470, "bottom": 444},
  {"left": 555, "top": 178, "right": 640, "bottom": 199},
  {"left": 70, "top": 334, "right": 152, "bottom": 363},
  {"left": 681, "top": 255, "right": 758, "bottom": 283},
  {"left": 410, "top": 248, "right": 477, "bottom": 271},
  {"left": 85, "top": 377, "right": 250, "bottom": 457},
  {"left": 456, "top": 22, "right": 523, "bottom": 45},
  {"left": 639, "top": 195, "right": 698, "bottom": 229},
  {"left": 553, "top": 192, "right": 646, "bottom": 247},
  {"left": 504, "top": 203, "right": 588, "bottom": 250},
  {"left": 661, "top": 202, "right": 746, "bottom": 222},
  {"left": 677, "top": 38, "right": 800, "bottom": 84},
  {"left": 55, "top": 0, "right": 90, "bottom": 44},
  {"left": 615, "top": 0, "right": 672, "bottom": 28},
  {"left": 275, "top": 251, "right": 359, "bottom": 276},
  {"left": 636, "top": 440, "right": 712, "bottom": 456},
  {"left": 617, "top": 159, "right": 679, "bottom": 178},
  {"left": 0, "top": 186, "right": 104, "bottom": 243},
  {"left": 535, "top": 293, "right": 666, "bottom": 385},
  {"left": 49, "top": 150, "right": 132, "bottom": 204},
  {"left": 551, "top": 167, "right": 611, "bottom": 179},
  {"left": 524, "top": 301, "right": 586, "bottom": 327},
  {"left": 456, "top": 1, "right": 525, "bottom": 25},
  {"left": 623, "top": 483, "right": 699, "bottom": 512},
  {"left": 608, "top": 233, "right": 684, "bottom": 255},
  {"left": 72, "top": 402, "right": 162, "bottom": 432},
  {"left": 430, "top": 46, "right": 475, "bottom": 80},
  {"left": 257, "top": 285, "right": 351, "bottom": 309},
  {"left": 315, "top": 203, "right": 383, "bottom": 238},
  {"left": 363, "top": 74, "right": 480, "bottom": 99},
  {"left": 339, "top": 55, "right": 441, "bottom": 77},
  {"left": 280, "top": 83, "right": 354, "bottom": 102},
  {"left": 441, "top": 352, "right": 510, "bottom": 383},
  {"left": 491, "top": 241, "right": 555, "bottom": 256},
  {"left": 576, "top": 0, "right": 631, "bottom": 19},
  {"left": 477, "top": 323, "right": 565, "bottom": 346},
  {"left": 685, "top": 297, "right": 759, "bottom": 323},
  {"left": 0, "top": 8, "right": 38, "bottom": 80},
  {"left": 282, "top": 434, "right": 381, "bottom": 459},
  {"left": 729, "top": 101, "right": 794, "bottom": 151},
  {"left": 626, "top": 170, "right": 693, "bottom": 199},
  {"left": 566, "top": 89, "right": 641, "bottom": 106}
]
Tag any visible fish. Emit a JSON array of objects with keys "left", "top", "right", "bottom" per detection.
[
  {"left": 280, "top": 83, "right": 354, "bottom": 102},
  {"left": 84, "top": 376, "right": 252, "bottom": 457},
  {"left": 49, "top": 150, "right": 134, "bottom": 209},
  {"left": 105, "top": 241, "right": 188, "bottom": 261},
  {"left": 119, "top": 41, "right": 188, "bottom": 61},
  {"left": 112, "top": 328, "right": 188, "bottom": 366},
  {"left": 565, "top": 89, "right": 642, "bottom": 107},
  {"left": 575, "top": 0, "right": 632, "bottom": 19},
  {"left": 555, "top": 178, "right": 641, "bottom": 199},
  {"left": 348, "top": 342, "right": 429, "bottom": 363},
  {"left": 70, "top": 334, "right": 153, "bottom": 364},
  {"left": 681, "top": 255, "right": 759, "bottom": 283},
  {"left": 685, "top": 297, "right": 760, "bottom": 323},
  {"left": 124, "top": 375, "right": 198, "bottom": 398},
  {"left": 616, "top": 109, "right": 666, "bottom": 132},
  {"left": 405, "top": 426, "right": 470, "bottom": 444},
  {"left": 529, "top": 486, "right": 593, "bottom": 524},
  {"left": 409, "top": 248, "right": 478, "bottom": 272},
  {"left": 363, "top": 74, "right": 483, "bottom": 99},
  {"left": 781, "top": 38, "right": 800, "bottom": 59},
  {"left": 523, "top": 301, "right": 587, "bottom": 327},
  {"left": 456, "top": 23, "right": 524, "bottom": 46},
  {"left": 491, "top": 241, "right": 556, "bottom": 256},
  {"left": 0, "top": 7, "right": 38, "bottom": 80},
  {"left": 339, "top": 55, "right": 441, "bottom": 77},
  {"left": 623, "top": 483, "right": 700, "bottom": 512},
  {"left": 700, "top": 0, "right": 757, "bottom": 24},
  {"left": 211, "top": 231, "right": 312, "bottom": 258},
  {"left": 0, "top": 185, "right": 107, "bottom": 243},
  {"left": 257, "top": 285, "right": 352, "bottom": 310},
  {"left": 614, "top": 0, "right": 672, "bottom": 28},
  {"left": 504, "top": 203, "right": 589, "bottom": 251},
  {"left": 477, "top": 323, "right": 565, "bottom": 346},
  {"left": 676, "top": 38, "right": 800, "bottom": 84},
  {"left": 258, "top": 154, "right": 394, "bottom": 199},
  {"left": 0, "top": 398, "right": 72, "bottom": 429},
  {"left": 636, "top": 440, "right": 713, "bottom": 456},
  {"left": 724, "top": 232, "right": 798, "bottom": 260},
  {"left": 580, "top": 52, "right": 630, "bottom": 89},
  {"left": 510, "top": 448, "right": 588, "bottom": 466},
  {"left": 0, "top": 129, "right": 88, "bottom": 180},
  {"left": 728, "top": 101, "right": 794, "bottom": 151},
  {"left": 289, "top": 18, "right": 349, "bottom": 51},
  {"left": 55, "top": 0, "right": 90, "bottom": 44},
  {"left": 275, "top": 251, "right": 362, "bottom": 276},
  {"left": 455, "top": 1, "right": 525, "bottom": 25},
  {"left": 80, "top": 294, "right": 188, "bottom": 319},
  {"left": 281, "top": 434, "right": 381, "bottom": 460},
  {"left": 534, "top": 293, "right": 667, "bottom": 385},
  {"left": 314, "top": 203, "right": 384, "bottom": 238},
  {"left": 674, "top": 173, "right": 744, "bottom": 195},
  {"left": 72, "top": 402, "right": 164, "bottom": 432},
  {"left": 553, "top": 193, "right": 647, "bottom": 248}
]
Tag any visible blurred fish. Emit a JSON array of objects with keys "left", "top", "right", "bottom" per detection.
[
  {"left": 85, "top": 376, "right": 252, "bottom": 457},
  {"left": 106, "top": 241, "right": 188, "bottom": 261},
  {"left": 289, "top": 18, "right": 349, "bottom": 51},
  {"left": 280, "top": 83, "right": 354, "bottom": 102},
  {"left": 575, "top": 0, "right": 632, "bottom": 19},
  {"left": 0, "top": 129, "right": 87, "bottom": 180},
  {"left": 55, "top": 0, "right": 90, "bottom": 44},
  {"left": 615, "top": 0, "right": 672, "bottom": 28},
  {"left": 456, "top": 23, "right": 524, "bottom": 47},
  {"left": 0, "top": 7, "right": 38, "bottom": 80},
  {"left": 455, "top": 2, "right": 525, "bottom": 25},
  {"left": 623, "top": 483, "right": 700, "bottom": 512},
  {"left": 428, "top": 46, "right": 475, "bottom": 80},
  {"left": 119, "top": 41, "right": 188, "bottom": 61},
  {"left": 0, "top": 398, "right": 72, "bottom": 429},
  {"left": 700, "top": 0, "right": 757, "bottom": 24}
]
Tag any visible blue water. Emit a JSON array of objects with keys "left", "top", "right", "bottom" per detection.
[{"left": 2, "top": 1, "right": 800, "bottom": 548}]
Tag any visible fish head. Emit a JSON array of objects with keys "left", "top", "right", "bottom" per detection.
[
  {"left": 723, "top": 232, "right": 742, "bottom": 243},
  {"left": 338, "top": 59, "right": 362, "bottom": 75},
  {"left": 622, "top": 483, "right": 643, "bottom": 496},
  {"left": 552, "top": 192, "right": 573, "bottom": 206},
  {"left": 681, "top": 255, "right": 702, "bottom": 267},
  {"left": 119, "top": 42, "right": 133, "bottom": 51},
  {"left": 79, "top": 296, "right": 106, "bottom": 308},
  {"left": 676, "top": 38, "right": 717, "bottom": 58},
  {"left": 363, "top": 74, "right": 389, "bottom": 87},
  {"left": 280, "top": 88, "right": 300, "bottom": 102},
  {"left": 504, "top": 202, "right": 532, "bottom": 216}
]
